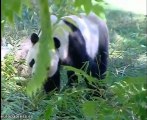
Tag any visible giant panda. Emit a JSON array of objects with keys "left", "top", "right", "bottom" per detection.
[{"left": 26, "top": 12, "right": 109, "bottom": 93}]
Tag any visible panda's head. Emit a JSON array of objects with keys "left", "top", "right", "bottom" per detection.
[{"left": 26, "top": 33, "right": 60, "bottom": 77}]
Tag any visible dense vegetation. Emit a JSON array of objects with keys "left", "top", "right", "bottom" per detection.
[{"left": 1, "top": 0, "right": 147, "bottom": 119}]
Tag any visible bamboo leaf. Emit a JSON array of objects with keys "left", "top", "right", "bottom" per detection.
[{"left": 26, "top": 0, "right": 53, "bottom": 96}]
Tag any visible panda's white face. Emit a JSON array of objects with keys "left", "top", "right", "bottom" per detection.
[
  {"left": 26, "top": 33, "right": 59, "bottom": 77},
  {"left": 26, "top": 41, "right": 39, "bottom": 74}
]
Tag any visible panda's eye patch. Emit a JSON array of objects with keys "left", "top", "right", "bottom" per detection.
[
  {"left": 29, "top": 59, "right": 35, "bottom": 68},
  {"left": 54, "top": 37, "right": 60, "bottom": 49},
  {"left": 31, "top": 33, "right": 39, "bottom": 44}
]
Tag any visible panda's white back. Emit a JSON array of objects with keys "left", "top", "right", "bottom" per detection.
[{"left": 61, "top": 13, "right": 99, "bottom": 60}]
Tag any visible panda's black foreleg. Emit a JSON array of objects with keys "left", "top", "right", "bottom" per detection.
[
  {"left": 84, "top": 61, "right": 100, "bottom": 87},
  {"left": 44, "top": 68, "right": 60, "bottom": 93},
  {"left": 67, "top": 71, "right": 78, "bottom": 86}
]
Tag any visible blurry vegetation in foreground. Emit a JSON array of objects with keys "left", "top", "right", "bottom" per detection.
[{"left": 1, "top": 5, "right": 147, "bottom": 120}]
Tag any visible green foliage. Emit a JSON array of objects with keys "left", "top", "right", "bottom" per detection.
[
  {"left": 49, "top": 0, "right": 77, "bottom": 17},
  {"left": 110, "top": 76, "right": 147, "bottom": 120},
  {"left": 2, "top": 55, "right": 17, "bottom": 81},
  {"left": 1, "top": 0, "right": 31, "bottom": 32},
  {"left": 41, "top": 89, "right": 86, "bottom": 119},
  {"left": 1, "top": 55, "right": 30, "bottom": 117},
  {"left": 82, "top": 101, "right": 98, "bottom": 119},
  {"left": 75, "top": 0, "right": 92, "bottom": 13},
  {"left": 64, "top": 65, "right": 106, "bottom": 95},
  {"left": 81, "top": 76, "right": 147, "bottom": 120},
  {"left": 15, "top": 6, "right": 40, "bottom": 32},
  {"left": 44, "top": 104, "right": 53, "bottom": 120},
  {"left": 1, "top": 0, "right": 147, "bottom": 120},
  {"left": 2, "top": 55, "right": 17, "bottom": 99},
  {"left": 49, "top": 0, "right": 106, "bottom": 19},
  {"left": 33, "top": 76, "right": 146, "bottom": 120},
  {"left": 74, "top": 0, "right": 106, "bottom": 19},
  {"left": 107, "top": 10, "right": 146, "bottom": 81},
  {"left": 107, "top": 10, "right": 147, "bottom": 46}
]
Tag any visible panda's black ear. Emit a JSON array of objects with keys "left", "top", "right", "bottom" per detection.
[
  {"left": 54, "top": 37, "right": 60, "bottom": 49},
  {"left": 31, "top": 33, "right": 39, "bottom": 44}
]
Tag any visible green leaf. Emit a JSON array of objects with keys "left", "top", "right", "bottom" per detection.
[
  {"left": 1, "top": 0, "right": 31, "bottom": 26},
  {"left": 82, "top": 101, "right": 97, "bottom": 118},
  {"left": 1, "top": 20, "right": 5, "bottom": 35},
  {"left": 11, "top": 0, "right": 21, "bottom": 14},
  {"left": 83, "top": 0, "right": 92, "bottom": 14},
  {"left": 64, "top": 66, "right": 97, "bottom": 84},
  {"left": 74, "top": 0, "right": 83, "bottom": 7},
  {"left": 54, "top": 0, "right": 61, "bottom": 5},
  {"left": 27, "top": 0, "right": 54, "bottom": 96},
  {"left": 110, "top": 76, "right": 146, "bottom": 119},
  {"left": 22, "top": 0, "right": 31, "bottom": 7},
  {"left": 74, "top": 0, "right": 92, "bottom": 14},
  {"left": 6, "top": 9, "right": 14, "bottom": 24},
  {"left": 44, "top": 104, "right": 53, "bottom": 119},
  {"left": 92, "top": 4, "right": 105, "bottom": 20}
]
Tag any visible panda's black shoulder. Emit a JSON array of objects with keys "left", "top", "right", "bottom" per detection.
[{"left": 63, "top": 20, "right": 79, "bottom": 32}]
